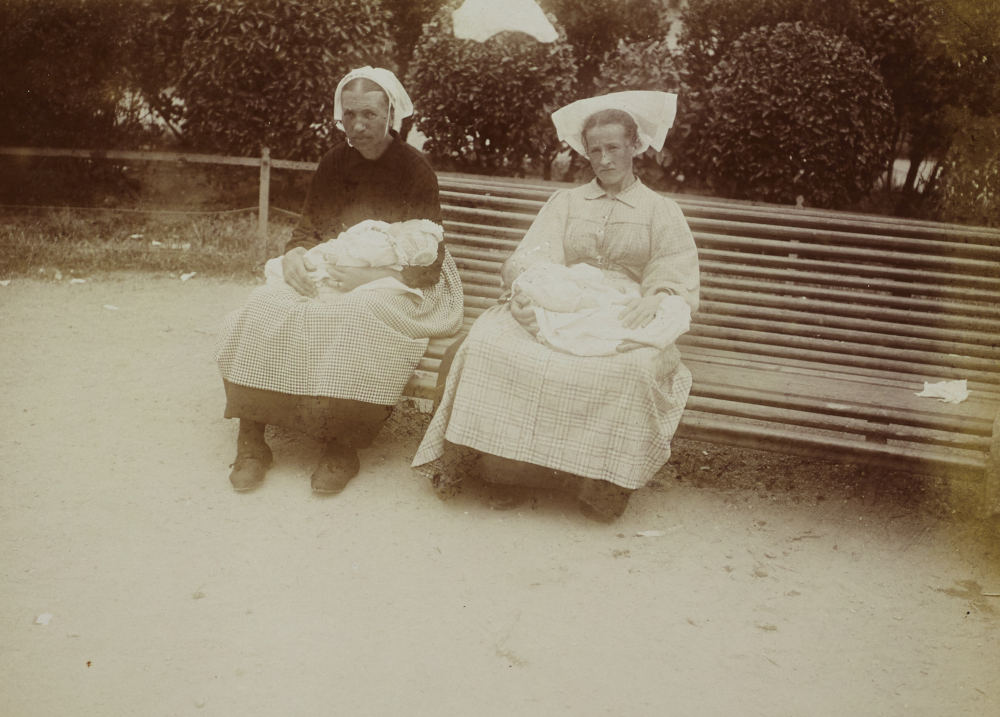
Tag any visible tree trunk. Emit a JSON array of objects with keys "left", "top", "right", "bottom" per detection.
[
  {"left": 885, "top": 123, "right": 902, "bottom": 194},
  {"left": 902, "top": 147, "right": 924, "bottom": 197}
]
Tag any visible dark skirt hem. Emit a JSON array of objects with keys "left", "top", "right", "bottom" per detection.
[{"left": 223, "top": 380, "right": 391, "bottom": 448}]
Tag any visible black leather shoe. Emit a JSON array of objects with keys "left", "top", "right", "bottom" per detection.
[
  {"left": 228, "top": 445, "right": 273, "bottom": 492},
  {"left": 311, "top": 443, "right": 360, "bottom": 494}
]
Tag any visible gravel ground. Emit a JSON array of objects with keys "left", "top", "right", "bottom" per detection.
[{"left": 1, "top": 273, "right": 997, "bottom": 716}]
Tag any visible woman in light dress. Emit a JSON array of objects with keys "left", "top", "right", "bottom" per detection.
[{"left": 413, "top": 91, "right": 700, "bottom": 521}]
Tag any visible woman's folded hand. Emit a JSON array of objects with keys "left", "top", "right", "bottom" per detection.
[
  {"left": 509, "top": 291, "right": 539, "bottom": 335},
  {"left": 619, "top": 294, "right": 661, "bottom": 329},
  {"left": 283, "top": 247, "right": 318, "bottom": 298}
]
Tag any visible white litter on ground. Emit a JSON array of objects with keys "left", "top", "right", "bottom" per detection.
[{"left": 915, "top": 379, "right": 969, "bottom": 404}]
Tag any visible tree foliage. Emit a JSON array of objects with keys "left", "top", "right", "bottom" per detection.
[
  {"left": 676, "top": 0, "right": 998, "bottom": 211},
  {"left": 697, "top": 22, "right": 894, "bottom": 208},
  {"left": 927, "top": 0, "right": 1000, "bottom": 122},
  {"left": 539, "top": 0, "right": 668, "bottom": 94},
  {"left": 0, "top": 0, "right": 152, "bottom": 148},
  {"left": 933, "top": 109, "right": 1000, "bottom": 227},
  {"left": 405, "top": 3, "right": 578, "bottom": 177},
  {"left": 380, "top": 0, "right": 446, "bottom": 79},
  {"left": 173, "top": 0, "right": 395, "bottom": 160}
]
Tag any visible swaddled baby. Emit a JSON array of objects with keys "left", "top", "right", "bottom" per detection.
[
  {"left": 265, "top": 219, "right": 442, "bottom": 300},
  {"left": 512, "top": 262, "right": 691, "bottom": 356}
]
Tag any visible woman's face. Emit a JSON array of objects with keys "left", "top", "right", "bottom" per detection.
[
  {"left": 340, "top": 88, "right": 392, "bottom": 159},
  {"left": 583, "top": 123, "right": 636, "bottom": 194}
]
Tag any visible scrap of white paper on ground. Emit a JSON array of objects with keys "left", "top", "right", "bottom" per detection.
[
  {"left": 915, "top": 379, "right": 969, "bottom": 404},
  {"left": 452, "top": 0, "right": 557, "bottom": 43}
]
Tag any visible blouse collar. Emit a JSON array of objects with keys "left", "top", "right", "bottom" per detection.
[{"left": 583, "top": 177, "right": 644, "bottom": 208}]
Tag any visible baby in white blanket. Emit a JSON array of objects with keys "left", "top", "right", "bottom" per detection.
[
  {"left": 512, "top": 262, "right": 691, "bottom": 356},
  {"left": 264, "top": 219, "right": 442, "bottom": 299}
]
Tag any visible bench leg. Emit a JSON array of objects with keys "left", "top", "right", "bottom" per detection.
[{"left": 986, "top": 411, "right": 1000, "bottom": 517}]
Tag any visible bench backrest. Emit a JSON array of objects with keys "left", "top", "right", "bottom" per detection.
[{"left": 438, "top": 174, "right": 1000, "bottom": 390}]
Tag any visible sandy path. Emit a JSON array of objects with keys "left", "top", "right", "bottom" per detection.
[{"left": 1, "top": 274, "right": 997, "bottom": 716}]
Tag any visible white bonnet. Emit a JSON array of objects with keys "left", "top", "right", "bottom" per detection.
[
  {"left": 333, "top": 66, "right": 414, "bottom": 133},
  {"left": 551, "top": 91, "right": 678, "bottom": 156}
]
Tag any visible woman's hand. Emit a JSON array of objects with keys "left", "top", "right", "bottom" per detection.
[
  {"left": 509, "top": 291, "right": 539, "bottom": 335},
  {"left": 282, "top": 247, "right": 318, "bottom": 298},
  {"left": 325, "top": 265, "right": 399, "bottom": 292},
  {"left": 619, "top": 294, "right": 662, "bottom": 329}
]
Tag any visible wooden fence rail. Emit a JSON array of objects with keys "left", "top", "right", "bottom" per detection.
[
  {"left": 4, "top": 144, "right": 997, "bottom": 246},
  {"left": 0, "top": 146, "right": 317, "bottom": 248}
]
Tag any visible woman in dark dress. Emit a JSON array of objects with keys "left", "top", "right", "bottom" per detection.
[{"left": 217, "top": 67, "right": 463, "bottom": 495}]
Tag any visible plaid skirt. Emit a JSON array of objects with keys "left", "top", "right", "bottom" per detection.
[
  {"left": 215, "top": 251, "right": 463, "bottom": 406},
  {"left": 412, "top": 304, "right": 692, "bottom": 490}
]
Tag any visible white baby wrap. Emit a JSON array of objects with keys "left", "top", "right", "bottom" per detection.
[
  {"left": 512, "top": 262, "right": 691, "bottom": 356},
  {"left": 265, "top": 219, "right": 443, "bottom": 300}
]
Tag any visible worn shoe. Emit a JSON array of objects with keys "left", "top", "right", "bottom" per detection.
[
  {"left": 577, "top": 479, "right": 632, "bottom": 522},
  {"left": 482, "top": 481, "right": 531, "bottom": 510},
  {"left": 310, "top": 442, "right": 361, "bottom": 494},
  {"left": 228, "top": 444, "right": 273, "bottom": 492}
]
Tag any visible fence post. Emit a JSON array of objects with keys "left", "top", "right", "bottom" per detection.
[{"left": 257, "top": 146, "right": 271, "bottom": 261}]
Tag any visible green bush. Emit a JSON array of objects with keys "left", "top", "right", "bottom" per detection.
[
  {"left": 380, "top": 0, "right": 446, "bottom": 79},
  {"left": 933, "top": 110, "right": 1000, "bottom": 227},
  {"left": 540, "top": 0, "right": 668, "bottom": 94},
  {"left": 676, "top": 0, "right": 868, "bottom": 80},
  {"left": 697, "top": 21, "right": 894, "bottom": 208},
  {"left": 675, "top": 0, "right": 992, "bottom": 209},
  {"left": 174, "top": 0, "right": 395, "bottom": 161},
  {"left": 405, "top": 3, "right": 578, "bottom": 177},
  {"left": 0, "top": 0, "right": 151, "bottom": 148}
]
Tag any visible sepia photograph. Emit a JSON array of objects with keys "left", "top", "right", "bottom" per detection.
[{"left": 1, "top": 1, "right": 998, "bottom": 714}]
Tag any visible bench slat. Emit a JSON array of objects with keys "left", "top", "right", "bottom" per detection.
[
  {"left": 702, "top": 275, "right": 1000, "bottom": 323},
  {"left": 686, "top": 358, "right": 997, "bottom": 434},
  {"left": 675, "top": 411, "right": 987, "bottom": 476},
  {"left": 698, "top": 299, "right": 1000, "bottom": 352},
  {"left": 695, "top": 231, "right": 1000, "bottom": 277},
  {"left": 689, "top": 217, "right": 1000, "bottom": 261},
  {"left": 685, "top": 322, "right": 999, "bottom": 374},
  {"left": 699, "top": 249, "right": 1000, "bottom": 297},
  {"left": 441, "top": 174, "right": 1000, "bottom": 245},
  {"left": 685, "top": 396, "right": 991, "bottom": 452},
  {"left": 679, "top": 333, "right": 1000, "bottom": 384}
]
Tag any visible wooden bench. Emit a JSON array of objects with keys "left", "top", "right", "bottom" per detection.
[{"left": 405, "top": 173, "right": 1000, "bottom": 509}]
